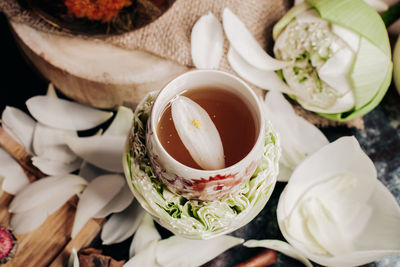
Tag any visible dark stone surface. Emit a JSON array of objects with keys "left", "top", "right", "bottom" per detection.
[{"left": 1, "top": 11, "right": 399, "bottom": 267}]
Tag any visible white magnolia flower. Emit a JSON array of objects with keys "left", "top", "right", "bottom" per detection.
[{"left": 277, "top": 136, "right": 400, "bottom": 266}]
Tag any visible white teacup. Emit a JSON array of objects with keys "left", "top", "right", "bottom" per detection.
[{"left": 146, "top": 70, "right": 265, "bottom": 201}]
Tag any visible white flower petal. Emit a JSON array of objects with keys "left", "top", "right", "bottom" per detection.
[
  {"left": 227, "top": 47, "right": 291, "bottom": 93},
  {"left": 78, "top": 161, "right": 110, "bottom": 182},
  {"left": 124, "top": 240, "right": 159, "bottom": 267},
  {"left": 94, "top": 184, "right": 134, "bottom": 218},
  {"left": 156, "top": 235, "right": 243, "bottom": 267},
  {"left": 222, "top": 8, "right": 291, "bottom": 71},
  {"left": 104, "top": 106, "right": 134, "bottom": 136},
  {"left": 10, "top": 205, "right": 47, "bottom": 234},
  {"left": 9, "top": 175, "right": 87, "bottom": 213},
  {"left": 101, "top": 200, "right": 145, "bottom": 245},
  {"left": 277, "top": 136, "right": 400, "bottom": 266},
  {"left": 46, "top": 83, "right": 58, "bottom": 98},
  {"left": 68, "top": 248, "right": 80, "bottom": 267},
  {"left": 33, "top": 123, "right": 78, "bottom": 163},
  {"left": 1, "top": 106, "right": 36, "bottom": 153},
  {"left": 331, "top": 24, "right": 360, "bottom": 53},
  {"left": 32, "top": 156, "right": 82, "bottom": 176},
  {"left": 65, "top": 134, "right": 125, "bottom": 173},
  {"left": 297, "top": 90, "right": 356, "bottom": 114},
  {"left": 244, "top": 239, "right": 312, "bottom": 267},
  {"left": 0, "top": 148, "right": 30, "bottom": 195},
  {"left": 10, "top": 183, "right": 85, "bottom": 234},
  {"left": 263, "top": 91, "right": 328, "bottom": 181},
  {"left": 26, "top": 95, "right": 113, "bottom": 131},
  {"left": 318, "top": 47, "right": 355, "bottom": 96},
  {"left": 171, "top": 96, "right": 225, "bottom": 170},
  {"left": 130, "top": 213, "right": 161, "bottom": 258},
  {"left": 72, "top": 174, "right": 125, "bottom": 238},
  {"left": 191, "top": 13, "right": 224, "bottom": 69}
]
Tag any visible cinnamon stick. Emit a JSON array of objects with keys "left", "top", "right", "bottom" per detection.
[
  {"left": 234, "top": 249, "right": 278, "bottom": 267},
  {"left": 0, "top": 126, "right": 45, "bottom": 180}
]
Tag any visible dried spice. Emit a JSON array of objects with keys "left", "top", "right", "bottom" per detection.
[{"left": 64, "top": 0, "right": 132, "bottom": 23}]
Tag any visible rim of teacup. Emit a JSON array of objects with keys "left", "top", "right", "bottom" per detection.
[{"left": 149, "top": 69, "right": 265, "bottom": 176}]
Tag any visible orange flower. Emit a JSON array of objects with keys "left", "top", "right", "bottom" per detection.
[{"left": 64, "top": 0, "right": 132, "bottom": 23}]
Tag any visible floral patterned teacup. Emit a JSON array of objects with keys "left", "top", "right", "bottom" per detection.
[{"left": 146, "top": 70, "right": 265, "bottom": 201}]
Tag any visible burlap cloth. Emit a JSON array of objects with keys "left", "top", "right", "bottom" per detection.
[{"left": 0, "top": 0, "right": 364, "bottom": 129}]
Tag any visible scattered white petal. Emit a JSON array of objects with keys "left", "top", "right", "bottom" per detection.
[
  {"left": 9, "top": 175, "right": 87, "bottom": 213},
  {"left": 0, "top": 148, "right": 30, "bottom": 195},
  {"left": 94, "top": 185, "right": 134, "bottom": 218},
  {"left": 10, "top": 205, "right": 47, "bottom": 234},
  {"left": 130, "top": 213, "right": 161, "bottom": 258},
  {"left": 277, "top": 137, "right": 400, "bottom": 266},
  {"left": 104, "top": 106, "right": 133, "bottom": 136},
  {"left": 10, "top": 183, "right": 85, "bottom": 234},
  {"left": 46, "top": 83, "right": 58, "bottom": 98},
  {"left": 124, "top": 240, "right": 158, "bottom": 267},
  {"left": 171, "top": 96, "right": 225, "bottom": 170},
  {"left": 72, "top": 174, "right": 125, "bottom": 238},
  {"left": 228, "top": 47, "right": 291, "bottom": 93},
  {"left": 222, "top": 8, "right": 291, "bottom": 71},
  {"left": 363, "top": 0, "right": 389, "bottom": 12},
  {"left": 68, "top": 248, "right": 80, "bottom": 267},
  {"left": 78, "top": 161, "right": 109, "bottom": 182},
  {"left": 191, "top": 13, "right": 224, "bottom": 69},
  {"left": 32, "top": 156, "right": 82, "bottom": 176},
  {"left": 26, "top": 95, "right": 113, "bottom": 131},
  {"left": 1, "top": 106, "right": 36, "bottom": 153},
  {"left": 156, "top": 235, "right": 243, "bottom": 267},
  {"left": 65, "top": 134, "right": 125, "bottom": 173},
  {"left": 33, "top": 123, "right": 78, "bottom": 163},
  {"left": 101, "top": 200, "right": 145, "bottom": 245},
  {"left": 264, "top": 91, "right": 328, "bottom": 181},
  {"left": 244, "top": 239, "right": 312, "bottom": 267}
]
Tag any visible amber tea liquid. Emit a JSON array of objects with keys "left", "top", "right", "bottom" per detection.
[{"left": 157, "top": 87, "right": 257, "bottom": 170}]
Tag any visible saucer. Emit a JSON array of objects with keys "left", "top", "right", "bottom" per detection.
[{"left": 122, "top": 92, "right": 280, "bottom": 239}]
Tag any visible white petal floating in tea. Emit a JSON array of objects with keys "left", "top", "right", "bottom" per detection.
[
  {"left": 277, "top": 137, "right": 400, "bottom": 266},
  {"left": 191, "top": 13, "right": 224, "bottom": 69},
  {"left": 171, "top": 96, "right": 225, "bottom": 170},
  {"left": 222, "top": 8, "right": 291, "bottom": 71}
]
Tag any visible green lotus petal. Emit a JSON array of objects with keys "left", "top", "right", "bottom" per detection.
[
  {"left": 351, "top": 37, "right": 391, "bottom": 109},
  {"left": 272, "top": 2, "right": 311, "bottom": 41},
  {"left": 319, "top": 62, "right": 392, "bottom": 121},
  {"left": 306, "top": 0, "right": 390, "bottom": 56}
]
